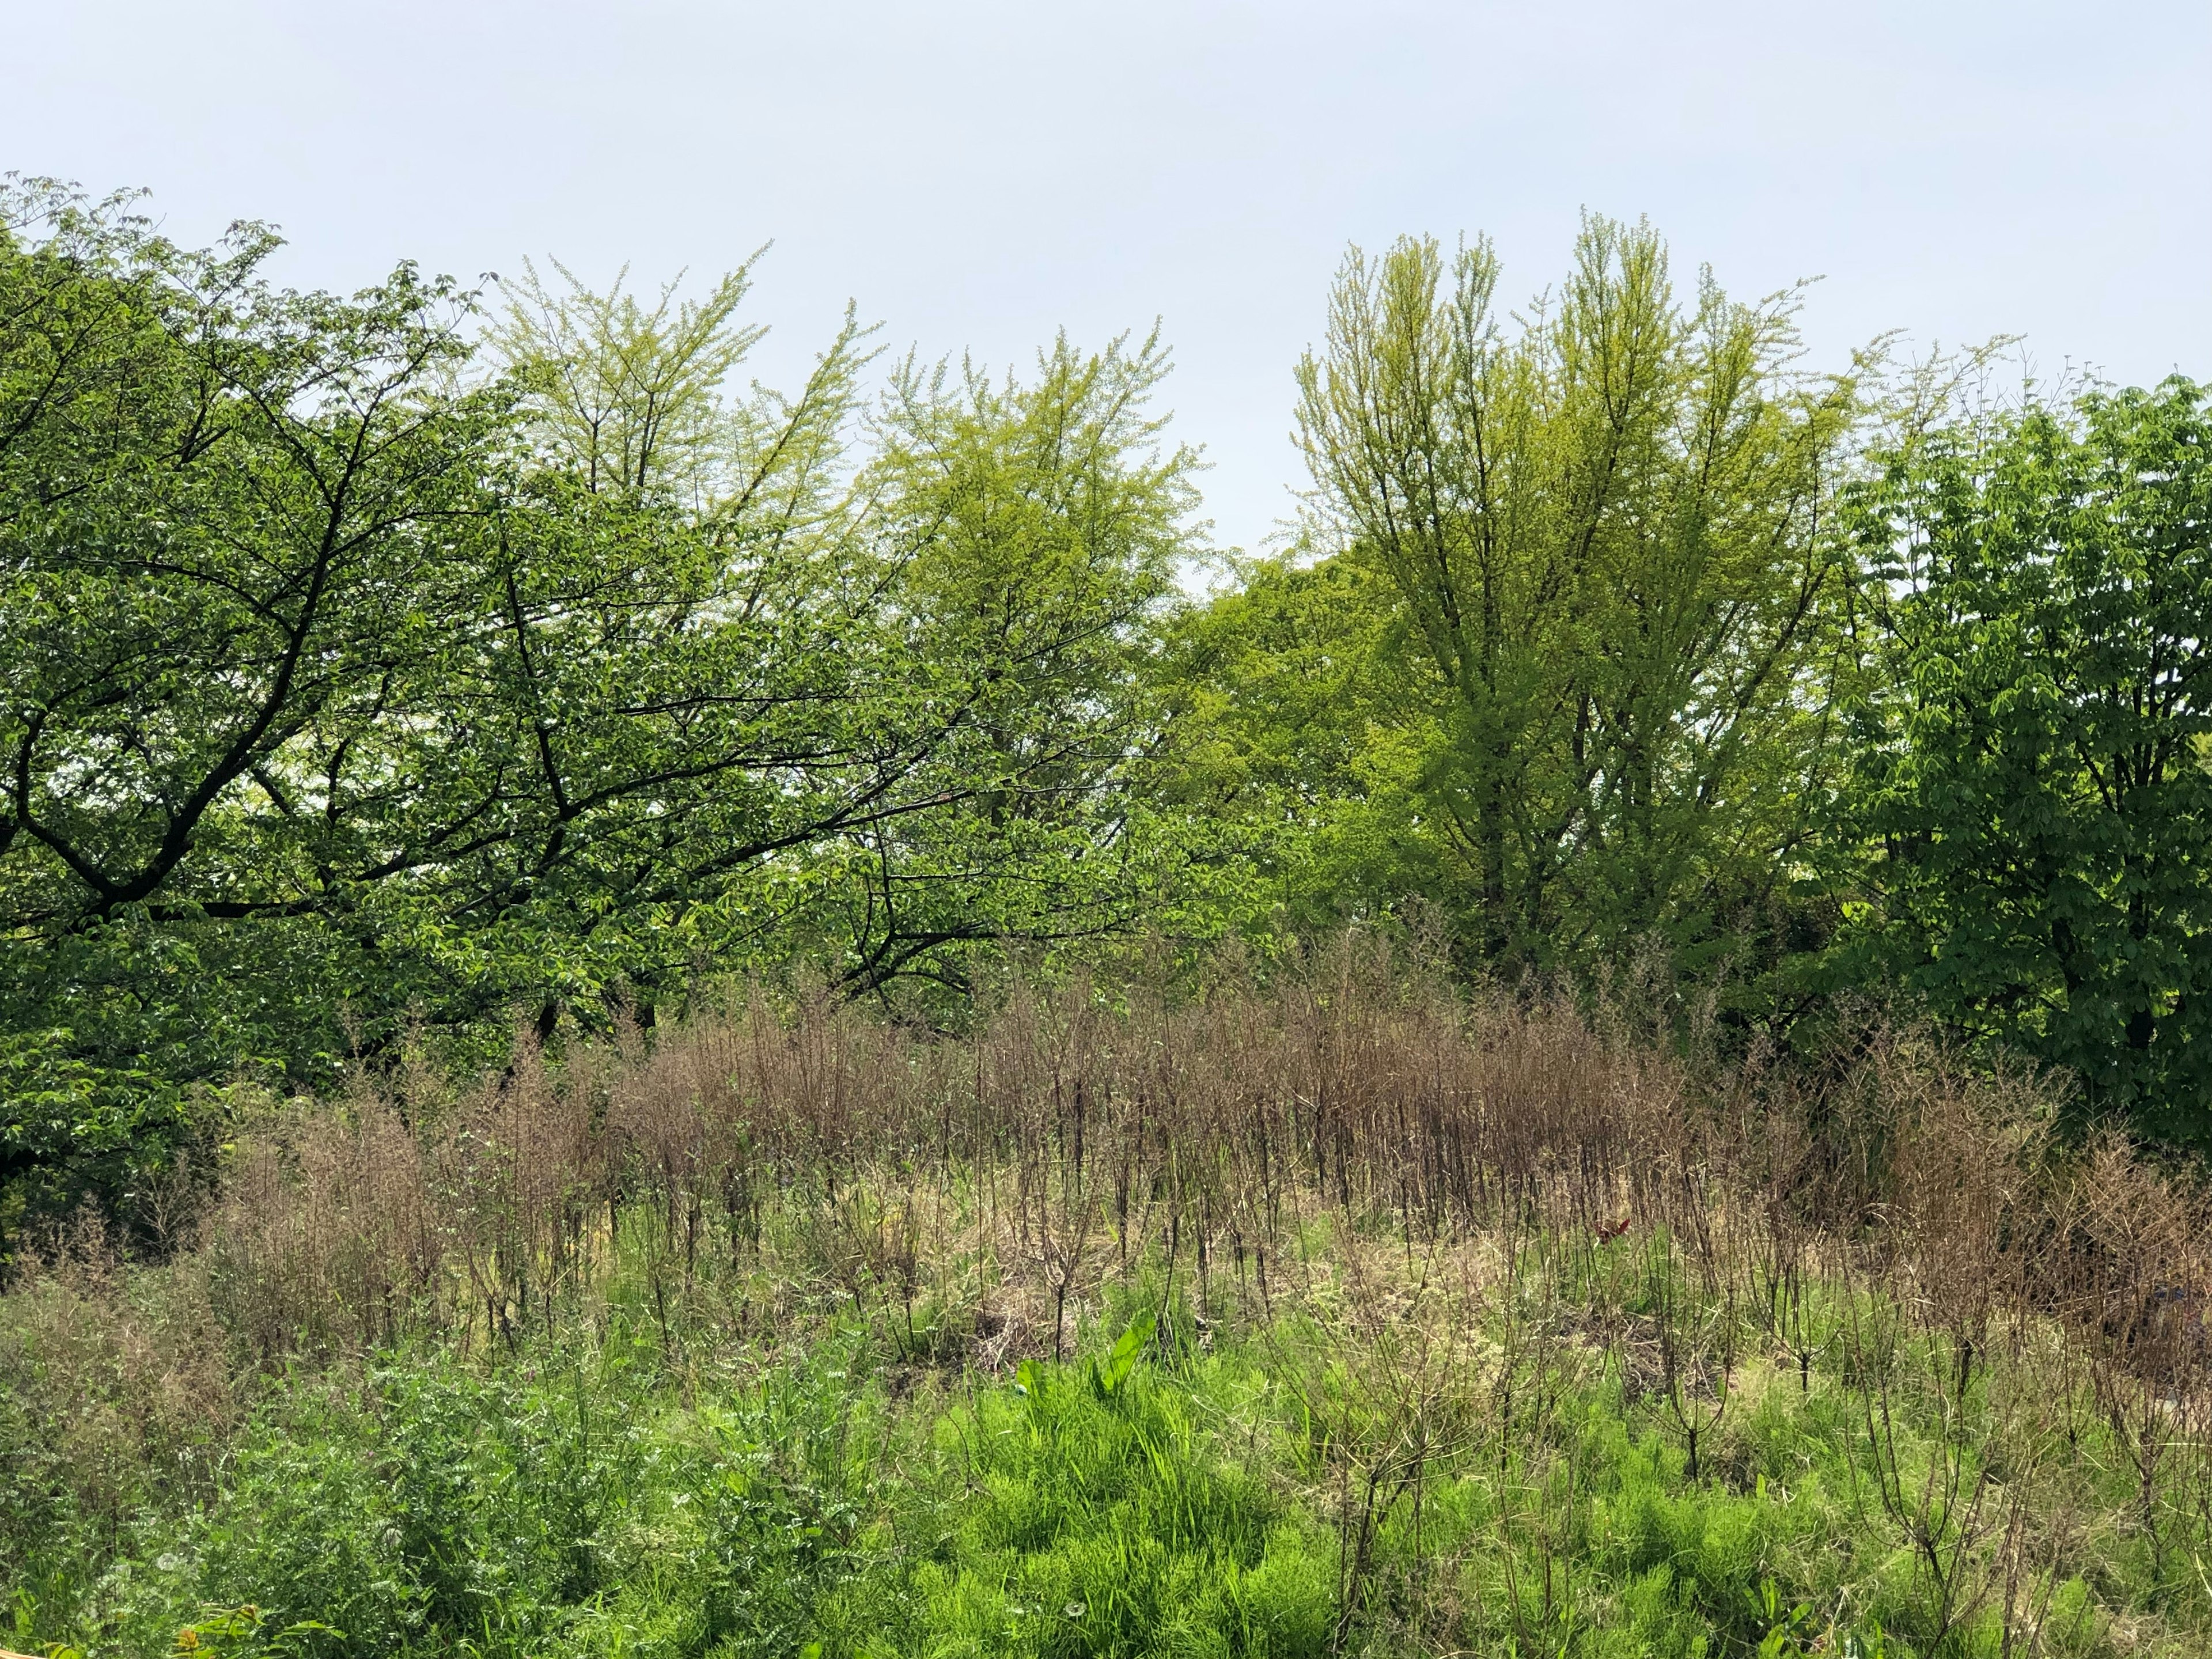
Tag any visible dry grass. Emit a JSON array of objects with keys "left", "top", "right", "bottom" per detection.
[{"left": 16, "top": 937, "right": 2211, "bottom": 1406}]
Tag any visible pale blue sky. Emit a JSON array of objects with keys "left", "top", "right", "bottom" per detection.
[{"left": 12, "top": 0, "right": 2209, "bottom": 552}]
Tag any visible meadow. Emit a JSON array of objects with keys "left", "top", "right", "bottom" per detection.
[{"left": 8, "top": 943, "right": 2210, "bottom": 1658}]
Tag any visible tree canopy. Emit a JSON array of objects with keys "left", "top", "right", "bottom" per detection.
[
  {"left": 0, "top": 183, "right": 1199, "bottom": 1218},
  {"left": 1293, "top": 222, "right": 1863, "bottom": 984},
  {"left": 1836, "top": 377, "right": 2212, "bottom": 1138}
]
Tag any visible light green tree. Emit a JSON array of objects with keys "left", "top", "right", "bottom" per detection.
[
  {"left": 807, "top": 332, "right": 1202, "bottom": 1002},
  {"left": 1296, "top": 218, "right": 1863, "bottom": 982}
]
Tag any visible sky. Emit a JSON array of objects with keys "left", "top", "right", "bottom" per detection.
[{"left": 10, "top": 0, "right": 2209, "bottom": 556}]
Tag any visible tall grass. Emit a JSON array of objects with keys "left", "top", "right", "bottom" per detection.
[{"left": 6, "top": 938, "right": 2210, "bottom": 1656}]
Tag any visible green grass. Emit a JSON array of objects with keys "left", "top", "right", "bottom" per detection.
[{"left": 7, "top": 1218, "right": 2199, "bottom": 1659}]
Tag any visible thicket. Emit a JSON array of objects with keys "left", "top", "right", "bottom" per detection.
[{"left": 7, "top": 945, "right": 2212, "bottom": 1656}]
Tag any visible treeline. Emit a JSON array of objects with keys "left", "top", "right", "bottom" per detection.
[{"left": 2, "top": 181, "right": 2207, "bottom": 1223}]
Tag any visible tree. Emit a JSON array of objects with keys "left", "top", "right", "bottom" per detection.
[
  {"left": 808, "top": 333, "right": 1200, "bottom": 1006},
  {"left": 0, "top": 181, "right": 507, "bottom": 1210},
  {"left": 1294, "top": 219, "right": 1863, "bottom": 988},
  {"left": 1838, "top": 377, "right": 2212, "bottom": 1140},
  {"left": 1150, "top": 548, "right": 1441, "bottom": 950},
  {"left": 438, "top": 255, "right": 921, "bottom": 1030},
  {"left": 0, "top": 184, "right": 1213, "bottom": 1218}
]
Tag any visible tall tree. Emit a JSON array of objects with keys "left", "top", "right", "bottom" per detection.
[
  {"left": 0, "top": 182, "right": 507, "bottom": 1206},
  {"left": 809, "top": 334, "right": 1200, "bottom": 1003},
  {"left": 1295, "top": 219, "right": 1862, "bottom": 982},
  {"left": 1838, "top": 377, "right": 2212, "bottom": 1140}
]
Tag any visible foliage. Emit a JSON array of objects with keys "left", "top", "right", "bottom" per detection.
[
  {"left": 0, "top": 183, "right": 1202, "bottom": 1220},
  {"left": 799, "top": 334, "right": 1196, "bottom": 1005},
  {"left": 1152, "top": 550, "right": 1442, "bottom": 948},
  {"left": 3, "top": 1203, "right": 2194, "bottom": 1657},
  {"left": 1836, "top": 377, "right": 2212, "bottom": 1139},
  {"left": 7, "top": 961, "right": 2210, "bottom": 1654},
  {"left": 1293, "top": 219, "right": 1863, "bottom": 986},
  {"left": 5, "top": 168, "right": 2212, "bottom": 1209}
]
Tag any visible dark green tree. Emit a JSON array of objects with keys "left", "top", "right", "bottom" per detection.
[
  {"left": 1839, "top": 377, "right": 2212, "bottom": 1139},
  {"left": 0, "top": 182, "right": 506, "bottom": 1210}
]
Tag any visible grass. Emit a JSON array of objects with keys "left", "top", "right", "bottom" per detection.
[{"left": 6, "top": 946, "right": 2212, "bottom": 1656}]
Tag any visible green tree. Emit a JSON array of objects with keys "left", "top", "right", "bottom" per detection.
[
  {"left": 807, "top": 334, "right": 1202, "bottom": 1004},
  {"left": 438, "top": 255, "right": 918, "bottom": 1029},
  {"left": 0, "top": 187, "right": 916, "bottom": 1124},
  {"left": 0, "top": 181, "right": 506, "bottom": 1211},
  {"left": 1150, "top": 548, "right": 1440, "bottom": 950},
  {"left": 0, "top": 184, "right": 1213, "bottom": 1215},
  {"left": 1294, "top": 219, "right": 1862, "bottom": 987},
  {"left": 484, "top": 276, "right": 1210, "bottom": 1014},
  {"left": 1838, "top": 377, "right": 2212, "bottom": 1139}
]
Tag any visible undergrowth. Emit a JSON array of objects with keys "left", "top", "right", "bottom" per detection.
[{"left": 6, "top": 946, "right": 2210, "bottom": 1656}]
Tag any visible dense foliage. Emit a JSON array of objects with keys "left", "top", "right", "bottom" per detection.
[
  {"left": 2, "top": 179, "right": 2209, "bottom": 1234},
  {"left": 1291, "top": 226, "right": 1859, "bottom": 984},
  {"left": 0, "top": 185, "right": 1190, "bottom": 1222},
  {"left": 1835, "top": 382, "right": 2212, "bottom": 1139}
]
